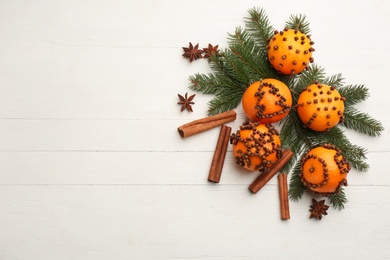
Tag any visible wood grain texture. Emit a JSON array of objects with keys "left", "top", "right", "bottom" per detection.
[{"left": 0, "top": 0, "right": 389, "bottom": 259}]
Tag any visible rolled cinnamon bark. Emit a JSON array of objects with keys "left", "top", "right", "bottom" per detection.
[
  {"left": 278, "top": 173, "right": 290, "bottom": 220},
  {"left": 178, "top": 110, "right": 236, "bottom": 138},
  {"left": 208, "top": 125, "right": 232, "bottom": 183},
  {"left": 249, "top": 149, "right": 293, "bottom": 194}
]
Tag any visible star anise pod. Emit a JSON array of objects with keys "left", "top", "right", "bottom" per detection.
[
  {"left": 203, "top": 44, "right": 219, "bottom": 58},
  {"left": 309, "top": 198, "right": 329, "bottom": 220},
  {"left": 177, "top": 92, "right": 195, "bottom": 112},
  {"left": 182, "top": 42, "right": 204, "bottom": 62}
]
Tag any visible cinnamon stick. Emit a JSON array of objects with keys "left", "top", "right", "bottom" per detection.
[
  {"left": 278, "top": 173, "right": 290, "bottom": 220},
  {"left": 178, "top": 110, "right": 236, "bottom": 138},
  {"left": 208, "top": 125, "right": 232, "bottom": 183},
  {"left": 248, "top": 149, "right": 293, "bottom": 194}
]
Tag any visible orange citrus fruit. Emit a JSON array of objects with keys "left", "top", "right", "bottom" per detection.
[
  {"left": 296, "top": 82, "right": 345, "bottom": 131},
  {"left": 230, "top": 121, "right": 282, "bottom": 173},
  {"left": 267, "top": 28, "right": 315, "bottom": 75},
  {"left": 299, "top": 144, "right": 350, "bottom": 195},
  {"left": 242, "top": 78, "right": 292, "bottom": 124}
]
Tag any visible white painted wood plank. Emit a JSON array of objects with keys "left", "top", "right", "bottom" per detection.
[
  {"left": 0, "top": 185, "right": 389, "bottom": 259},
  {"left": 0, "top": 151, "right": 388, "bottom": 186},
  {"left": 0, "top": 118, "right": 387, "bottom": 151},
  {"left": 0, "top": 0, "right": 387, "bottom": 49}
]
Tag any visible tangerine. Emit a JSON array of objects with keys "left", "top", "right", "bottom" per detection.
[
  {"left": 230, "top": 121, "right": 283, "bottom": 172},
  {"left": 267, "top": 28, "right": 315, "bottom": 75},
  {"left": 299, "top": 144, "right": 350, "bottom": 195},
  {"left": 296, "top": 82, "right": 345, "bottom": 131},
  {"left": 242, "top": 78, "right": 292, "bottom": 123}
]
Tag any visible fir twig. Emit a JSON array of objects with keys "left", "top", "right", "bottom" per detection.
[
  {"left": 208, "top": 50, "right": 248, "bottom": 88},
  {"left": 290, "top": 65, "right": 326, "bottom": 99},
  {"left": 339, "top": 84, "right": 369, "bottom": 106},
  {"left": 285, "top": 14, "right": 310, "bottom": 34},
  {"left": 288, "top": 158, "right": 305, "bottom": 201},
  {"left": 206, "top": 85, "right": 246, "bottom": 116},
  {"left": 244, "top": 7, "right": 274, "bottom": 50},
  {"left": 227, "top": 28, "right": 279, "bottom": 81},
  {"left": 328, "top": 128, "right": 369, "bottom": 172},
  {"left": 189, "top": 73, "right": 229, "bottom": 95},
  {"left": 323, "top": 73, "right": 344, "bottom": 88},
  {"left": 342, "top": 106, "right": 383, "bottom": 137},
  {"left": 328, "top": 187, "right": 348, "bottom": 210}
]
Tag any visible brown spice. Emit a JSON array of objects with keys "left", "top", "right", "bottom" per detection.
[
  {"left": 208, "top": 125, "right": 232, "bottom": 183},
  {"left": 249, "top": 149, "right": 294, "bottom": 194},
  {"left": 177, "top": 92, "right": 195, "bottom": 112},
  {"left": 309, "top": 198, "right": 329, "bottom": 220},
  {"left": 182, "top": 42, "right": 204, "bottom": 62},
  {"left": 203, "top": 44, "right": 219, "bottom": 58},
  {"left": 278, "top": 173, "right": 290, "bottom": 220},
  {"left": 178, "top": 110, "right": 237, "bottom": 138}
]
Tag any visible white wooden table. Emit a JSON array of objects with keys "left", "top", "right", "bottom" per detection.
[{"left": 0, "top": 1, "right": 389, "bottom": 259}]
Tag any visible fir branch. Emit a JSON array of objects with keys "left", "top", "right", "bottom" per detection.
[
  {"left": 244, "top": 7, "right": 274, "bottom": 50},
  {"left": 208, "top": 51, "right": 247, "bottom": 87},
  {"left": 290, "top": 65, "right": 326, "bottom": 99},
  {"left": 206, "top": 88, "right": 244, "bottom": 116},
  {"left": 323, "top": 73, "right": 344, "bottom": 88},
  {"left": 342, "top": 106, "right": 383, "bottom": 137},
  {"left": 338, "top": 84, "right": 369, "bottom": 106},
  {"left": 328, "top": 187, "right": 348, "bottom": 210},
  {"left": 227, "top": 28, "right": 276, "bottom": 82},
  {"left": 285, "top": 14, "right": 310, "bottom": 34},
  {"left": 338, "top": 143, "right": 369, "bottom": 172},
  {"left": 189, "top": 73, "right": 229, "bottom": 95},
  {"left": 288, "top": 158, "right": 306, "bottom": 201},
  {"left": 223, "top": 50, "right": 253, "bottom": 85},
  {"left": 188, "top": 50, "right": 249, "bottom": 115},
  {"left": 280, "top": 110, "right": 311, "bottom": 152},
  {"left": 305, "top": 127, "right": 347, "bottom": 148},
  {"left": 326, "top": 127, "right": 369, "bottom": 171}
]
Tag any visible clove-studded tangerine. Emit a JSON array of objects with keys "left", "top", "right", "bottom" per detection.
[
  {"left": 230, "top": 121, "right": 283, "bottom": 173},
  {"left": 267, "top": 28, "right": 315, "bottom": 75},
  {"left": 299, "top": 144, "right": 350, "bottom": 196},
  {"left": 296, "top": 82, "right": 345, "bottom": 132},
  {"left": 242, "top": 78, "right": 292, "bottom": 123}
]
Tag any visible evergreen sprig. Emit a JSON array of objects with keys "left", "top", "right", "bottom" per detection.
[
  {"left": 285, "top": 14, "right": 310, "bottom": 35},
  {"left": 323, "top": 73, "right": 344, "bottom": 88},
  {"left": 342, "top": 106, "right": 383, "bottom": 137},
  {"left": 244, "top": 7, "right": 274, "bottom": 51},
  {"left": 187, "top": 7, "right": 383, "bottom": 210},
  {"left": 329, "top": 187, "right": 348, "bottom": 210},
  {"left": 288, "top": 154, "right": 305, "bottom": 201},
  {"left": 338, "top": 84, "right": 369, "bottom": 106}
]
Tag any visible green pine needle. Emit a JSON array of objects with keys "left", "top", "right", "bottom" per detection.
[
  {"left": 206, "top": 85, "right": 246, "bottom": 116},
  {"left": 339, "top": 84, "right": 369, "bottom": 106},
  {"left": 342, "top": 106, "right": 384, "bottom": 137},
  {"left": 189, "top": 73, "right": 228, "bottom": 95},
  {"left": 285, "top": 14, "right": 310, "bottom": 34},
  {"left": 227, "top": 28, "right": 279, "bottom": 81},
  {"left": 328, "top": 187, "right": 348, "bottom": 210},
  {"left": 244, "top": 7, "right": 274, "bottom": 50},
  {"left": 323, "top": 73, "right": 344, "bottom": 88},
  {"left": 288, "top": 159, "right": 306, "bottom": 201},
  {"left": 290, "top": 65, "right": 326, "bottom": 98}
]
